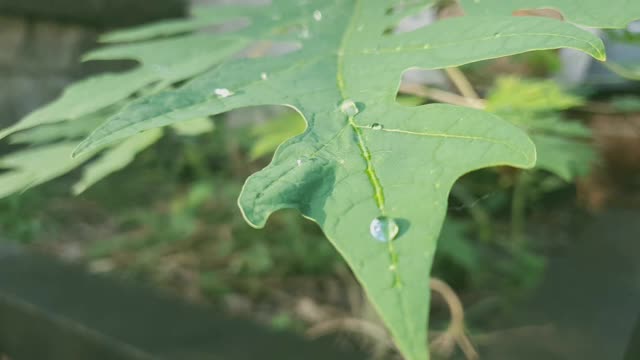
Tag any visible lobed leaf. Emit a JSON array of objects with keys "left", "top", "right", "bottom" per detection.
[
  {"left": 460, "top": 0, "right": 640, "bottom": 28},
  {"left": 64, "top": 2, "right": 611, "bottom": 359},
  {"left": 4, "top": 1, "right": 634, "bottom": 358}
]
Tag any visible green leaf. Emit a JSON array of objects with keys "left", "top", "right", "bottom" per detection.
[
  {"left": 486, "top": 76, "right": 595, "bottom": 180},
  {"left": 171, "top": 117, "right": 215, "bottom": 136},
  {"left": 485, "top": 76, "right": 583, "bottom": 113},
  {"left": 0, "top": 143, "right": 95, "bottom": 198},
  {"left": 72, "top": 128, "right": 164, "bottom": 195},
  {"left": 62, "top": 3, "right": 610, "bottom": 359},
  {"left": 460, "top": 0, "right": 640, "bottom": 28},
  {"left": 604, "top": 60, "right": 640, "bottom": 80},
  {"left": 531, "top": 133, "right": 595, "bottom": 181},
  {"left": 8, "top": 111, "right": 107, "bottom": 145},
  {"left": 0, "top": 34, "right": 248, "bottom": 139}
]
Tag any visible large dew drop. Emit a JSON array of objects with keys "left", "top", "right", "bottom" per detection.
[
  {"left": 339, "top": 99, "right": 359, "bottom": 116},
  {"left": 370, "top": 216, "right": 399, "bottom": 243}
]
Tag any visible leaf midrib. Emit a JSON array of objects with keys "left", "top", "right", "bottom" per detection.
[
  {"left": 336, "top": 0, "right": 386, "bottom": 213},
  {"left": 335, "top": 1, "right": 413, "bottom": 353}
]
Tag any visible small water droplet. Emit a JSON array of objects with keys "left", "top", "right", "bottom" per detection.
[
  {"left": 260, "top": 72, "right": 268, "bottom": 80},
  {"left": 339, "top": 99, "right": 359, "bottom": 116},
  {"left": 214, "top": 88, "right": 233, "bottom": 98},
  {"left": 388, "top": 264, "right": 397, "bottom": 271},
  {"left": 313, "top": 10, "right": 322, "bottom": 21},
  {"left": 357, "top": 25, "right": 364, "bottom": 32},
  {"left": 435, "top": 182, "right": 441, "bottom": 189},
  {"left": 296, "top": 159, "right": 303, "bottom": 166},
  {"left": 370, "top": 123, "right": 383, "bottom": 130},
  {"left": 423, "top": 44, "right": 431, "bottom": 49},
  {"left": 370, "top": 216, "right": 399, "bottom": 243},
  {"left": 493, "top": 32, "right": 501, "bottom": 38}
]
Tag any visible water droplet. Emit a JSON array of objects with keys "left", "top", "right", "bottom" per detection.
[
  {"left": 493, "top": 32, "right": 501, "bottom": 38},
  {"left": 423, "top": 44, "right": 431, "bottom": 49},
  {"left": 260, "top": 72, "right": 268, "bottom": 80},
  {"left": 370, "top": 123, "right": 383, "bottom": 130},
  {"left": 370, "top": 216, "right": 399, "bottom": 243},
  {"left": 339, "top": 99, "right": 359, "bottom": 116},
  {"left": 296, "top": 159, "right": 303, "bottom": 166},
  {"left": 357, "top": 25, "right": 364, "bottom": 32},
  {"left": 388, "top": 264, "right": 397, "bottom": 271},
  {"left": 313, "top": 10, "right": 322, "bottom": 21},
  {"left": 435, "top": 182, "right": 441, "bottom": 189},
  {"left": 214, "top": 88, "right": 233, "bottom": 98}
]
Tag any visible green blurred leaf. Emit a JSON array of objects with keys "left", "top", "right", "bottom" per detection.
[
  {"left": 531, "top": 134, "right": 595, "bottom": 181},
  {"left": 611, "top": 95, "right": 640, "bottom": 112},
  {"left": 605, "top": 61, "right": 640, "bottom": 81},
  {"left": 0, "top": 143, "right": 95, "bottom": 198},
  {"left": 0, "top": 35, "right": 248, "bottom": 139},
  {"left": 487, "top": 77, "right": 595, "bottom": 181},
  {"left": 486, "top": 76, "right": 583, "bottom": 113},
  {"left": 171, "top": 117, "right": 215, "bottom": 136},
  {"left": 249, "top": 112, "right": 306, "bottom": 160},
  {"left": 73, "top": 129, "right": 164, "bottom": 195}
]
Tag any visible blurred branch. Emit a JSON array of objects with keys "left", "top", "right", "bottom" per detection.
[
  {"left": 430, "top": 278, "right": 479, "bottom": 360},
  {"left": 445, "top": 67, "right": 480, "bottom": 100},
  {"left": 399, "top": 83, "right": 486, "bottom": 109},
  {"left": 306, "top": 317, "right": 393, "bottom": 348}
]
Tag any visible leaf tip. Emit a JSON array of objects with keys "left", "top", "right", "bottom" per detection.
[
  {"left": 71, "top": 141, "right": 91, "bottom": 159},
  {"left": 592, "top": 39, "right": 607, "bottom": 62}
]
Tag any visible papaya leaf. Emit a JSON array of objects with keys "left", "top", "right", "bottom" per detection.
[
  {"left": 531, "top": 133, "right": 595, "bottom": 181},
  {"left": 5, "top": 1, "right": 633, "bottom": 359},
  {"left": 485, "top": 76, "right": 583, "bottom": 113},
  {"left": 60, "top": 2, "right": 612, "bottom": 358},
  {"left": 0, "top": 35, "right": 247, "bottom": 139},
  {"left": 0, "top": 143, "right": 95, "bottom": 198},
  {"left": 171, "top": 117, "right": 215, "bottom": 136},
  {"left": 460, "top": 0, "right": 640, "bottom": 28},
  {"left": 486, "top": 76, "right": 596, "bottom": 180},
  {"left": 72, "top": 129, "right": 164, "bottom": 195}
]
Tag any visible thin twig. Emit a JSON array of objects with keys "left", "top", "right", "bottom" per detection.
[
  {"left": 445, "top": 67, "right": 480, "bottom": 100},
  {"left": 430, "top": 278, "right": 479, "bottom": 360},
  {"left": 399, "top": 83, "right": 486, "bottom": 109},
  {"left": 306, "top": 317, "right": 394, "bottom": 348}
]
